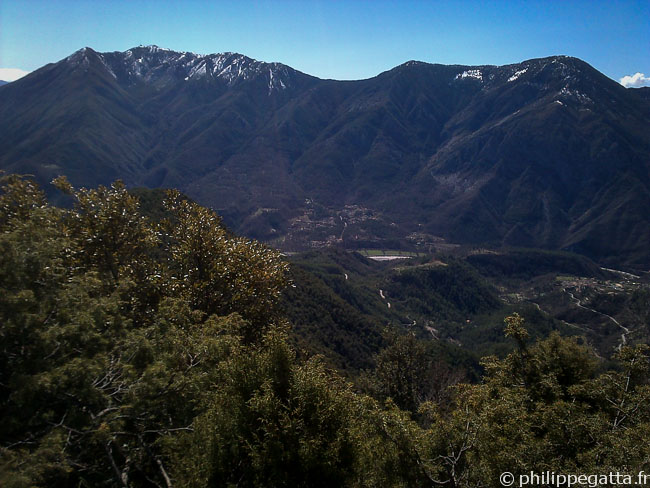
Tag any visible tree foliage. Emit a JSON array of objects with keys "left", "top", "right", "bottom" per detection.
[
  {"left": 0, "top": 175, "right": 289, "bottom": 486},
  {"left": 2, "top": 174, "right": 649, "bottom": 487}
]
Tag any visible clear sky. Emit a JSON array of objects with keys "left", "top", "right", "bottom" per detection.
[{"left": 1, "top": 0, "right": 649, "bottom": 85}]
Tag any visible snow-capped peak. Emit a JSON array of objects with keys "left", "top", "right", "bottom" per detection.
[
  {"left": 143, "top": 45, "right": 172, "bottom": 52},
  {"left": 89, "top": 46, "right": 295, "bottom": 93},
  {"left": 66, "top": 46, "right": 93, "bottom": 64}
]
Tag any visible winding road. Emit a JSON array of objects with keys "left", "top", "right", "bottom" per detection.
[{"left": 564, "top": 287, "right": 630, "bottom": 349}]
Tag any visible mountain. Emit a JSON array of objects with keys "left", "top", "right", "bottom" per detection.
[
  {"left": 0, "top": 81, "right": 7, "bottom": 86},
  {"left": 1, "top": 46, "right": 649, "bottom": 270}
]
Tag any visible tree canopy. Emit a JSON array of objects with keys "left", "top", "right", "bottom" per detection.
[{"left": 1, "top": 174, "right": 649, "bottom": 487}]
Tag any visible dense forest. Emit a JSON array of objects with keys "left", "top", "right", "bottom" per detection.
[{"left": 1, "top": 174, "right": 649, "bottom": 487}]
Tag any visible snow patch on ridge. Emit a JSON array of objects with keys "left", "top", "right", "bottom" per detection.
[
  {"left": 455, "top": 70, "right": 483, "bottom": 82},
  {"left": 508, "top": 68, "right": 527, "bottom": 82},
  {"left": 97, "top": 54, "right": 117, "bottom": 79},
  {"left": 559, "top": 85, "right": 592, "bottom": 104},
  {"left": 188, "top": 60, "right": 207, "bottom": 79}
]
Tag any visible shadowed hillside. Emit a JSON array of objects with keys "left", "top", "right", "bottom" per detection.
[{"left": 1, "top": 47, "right": 649, "bottom": 269}]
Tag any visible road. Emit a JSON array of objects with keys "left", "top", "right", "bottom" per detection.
[{"left": 564, "top": 287, "right": 630, "bottom": 349}]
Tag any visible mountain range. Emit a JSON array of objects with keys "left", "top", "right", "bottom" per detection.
[{"left": 1, "top": 46, "right": 649, "bottom": 270}]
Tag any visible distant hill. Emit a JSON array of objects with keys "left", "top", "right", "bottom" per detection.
[
  {"left": 0, "top": 81, "right": 8, "bottom": 86},
  {"left": 1, "top": 46, "right": 649, "bottom": 269}
]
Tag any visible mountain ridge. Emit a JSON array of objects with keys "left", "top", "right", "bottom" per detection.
[{"left": 1, "top": 46, "right": 649, "bottom": 270}]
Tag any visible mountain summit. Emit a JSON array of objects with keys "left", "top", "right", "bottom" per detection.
[
  {"left": 65, "top": 45, "right": 307, "bottom": 91},
  {"left": 1, "top": 47, "right": 649, "bottom": 269}
]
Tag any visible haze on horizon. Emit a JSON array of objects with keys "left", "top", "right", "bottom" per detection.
[{"left": 1, "top": 0, "right": 649, "bottom": 86}]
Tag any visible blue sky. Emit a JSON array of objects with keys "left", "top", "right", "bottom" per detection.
[{"left": 1, "top": 0, "right": 649, "bottom": 85}]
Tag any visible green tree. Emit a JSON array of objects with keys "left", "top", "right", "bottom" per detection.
[
  {"left": 370, "top": 329, "right": 462, "bottom": 414},
  {"left": 162, "top": 190, "right": 289, "bottom": 340},
  {"left": 3, "top": 175, "right": 650, "bottom": 488},
  {"left": 169, "top": 328, "right": 364, "bottom": 488},
  {"left": 0, "top": 175, "right": 291, "bottom": 487}
]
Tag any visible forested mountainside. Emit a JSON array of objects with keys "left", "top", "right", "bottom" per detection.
[
  {"left": 128, "top": 188, "right": 649, "bottom": 372},
  {"left": 1, "top": 46, "right": 650, "bottom": 269},
  {"left": 2, "top": 174, "right": 650, "bottom": 487}
]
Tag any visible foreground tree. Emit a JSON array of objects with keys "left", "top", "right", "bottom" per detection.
[
  {"left": 0, "top": 175, "right": 289, "bottom": 487},
  {"left": 2, "top": 175, "right": 649, "bottom": 487},
  {"left": 410, "top": 318, "right": 650, "bottom": 488}
]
